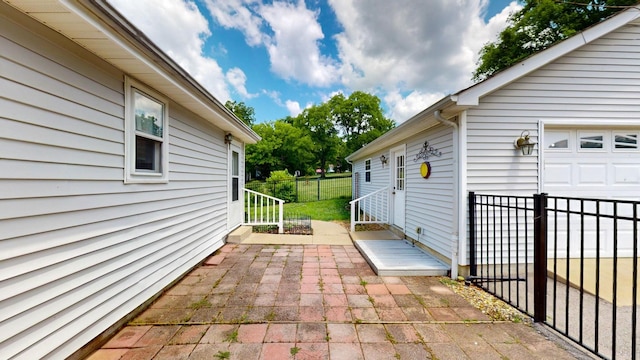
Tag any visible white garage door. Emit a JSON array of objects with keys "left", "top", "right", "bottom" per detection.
[{"left": 544, "top": 128, "right": 640, "bottom": 257}]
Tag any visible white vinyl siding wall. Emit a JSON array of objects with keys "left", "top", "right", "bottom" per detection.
[
  {"left": 354, "top": 153, "right": 389, "bottom": 199},
  {"left": 351, "top": 124, "right": 454, "bottom": 260},
  {"left": 404, "top": 125, "right": 454, "bottom": 258},
  {"left": 463, "top": 22, "right": 640, "bottom": 265},
  {"left": 0, "top": 10, "right": 229, "bottom": 360},
  {"left": 466, "top": 22, "right": 640, "bottom": 195}
]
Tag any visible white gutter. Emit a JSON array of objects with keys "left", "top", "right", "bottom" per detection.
[{"left": 434, "top": 110, "right": 460, "bottom": 279}]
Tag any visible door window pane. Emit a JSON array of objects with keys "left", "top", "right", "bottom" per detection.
[{"left": 396, "top": 155, "right": 404, "bottom": 191}]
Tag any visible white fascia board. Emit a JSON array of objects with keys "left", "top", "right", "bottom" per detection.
[
  {"left": 456, "top": 7, "right": 640, "bottom": 106},
  {"left": 55, "top": 0, "right": 259, "bottom": 144}
]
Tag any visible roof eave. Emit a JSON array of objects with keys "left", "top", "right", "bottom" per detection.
[
  {"left": 346, "top": 95, "right": 459, "bottom": 162},
  {"left": 456, "top": 6, "right": 640, "bottom": 106},
  {"left": 5, "top": 0, "right": 260, "bottom": 143}
]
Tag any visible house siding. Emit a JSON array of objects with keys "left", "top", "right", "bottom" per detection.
[
  {"left": 404, "top": 124, "right": 454, "bottom": 258},
  {"left": 353, "top": 153, "right": 389, "bottom": 199},
  {"left": 462, "top": 22, "right": 640, "bottom": 265},
  {"left": 467, "top": 22, "right": 640, "bottom": 194},
  {"left": 0, "top": 9, "right": 231, "bottom": 360},
  {"left": 351, "top": 123, "right": 454, "bottom": 260}
]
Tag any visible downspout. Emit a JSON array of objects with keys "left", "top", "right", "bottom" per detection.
[{"left": 434, "top": 110, "right": 460, "bottom": 279}]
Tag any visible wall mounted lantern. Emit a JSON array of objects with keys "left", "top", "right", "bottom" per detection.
[
  {"left": 380, "top": 154, "right": 388, "bottom": 166},
  {"left": 224, "top": 133, "right": 233, "bottom": 145},
  {"left": 514, "top": 130, "right": 536, "bottom": 155}
]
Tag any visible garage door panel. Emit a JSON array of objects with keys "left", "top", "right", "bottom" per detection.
[
  {"left": 577, "top": 164, "right": 607, "bottom": 185},
  {"left": 613, "top": 164, "right": 640, "bottom": 184},
  {"left": 544, "top": 163, "right": 572, "bottom": 185}
]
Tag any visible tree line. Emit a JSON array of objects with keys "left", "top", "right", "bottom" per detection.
[{"left": 226, "top": 91, "right": 395, "bottom": 179}]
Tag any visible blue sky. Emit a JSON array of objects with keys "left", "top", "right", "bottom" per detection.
[{"left": 109, "top": 0, "right": 521, "bottom": 124}]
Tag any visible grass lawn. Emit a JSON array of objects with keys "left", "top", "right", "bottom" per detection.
[{"left": 283, "top": 197, "right": 351, "bottom": 221}]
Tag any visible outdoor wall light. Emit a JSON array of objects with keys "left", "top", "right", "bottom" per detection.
[
  {"left": 514, "top": 130, "right": 536, "bottom": 155},
  {"left": 224, "top": 133, "right": 233, "bottom": 145},
  {"left": 380, "top": 154, "right": 388, "bottom": 165}
]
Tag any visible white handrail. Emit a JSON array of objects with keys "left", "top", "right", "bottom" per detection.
[
  {"left": 244, "top": 188, "right": 284, "bottom": 233},
  {"left": 349, "top": 187, "right": 389, "bottom": 232}
]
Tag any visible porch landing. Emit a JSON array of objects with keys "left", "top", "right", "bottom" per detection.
[{"left": 353, "top": 238, "right": 450, "bottom": 277}]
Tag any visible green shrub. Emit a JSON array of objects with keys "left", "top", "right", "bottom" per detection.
[{"left": 266, "top": 170, "right": 296, "bottom": 202}]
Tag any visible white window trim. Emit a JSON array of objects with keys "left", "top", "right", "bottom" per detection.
[{"left": 124, "top": 76, "right": 169, "bottom": 184}]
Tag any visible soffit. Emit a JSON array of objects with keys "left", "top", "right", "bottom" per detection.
[{"left": 4, "top": 0, "right": 259, "bottom": 143}]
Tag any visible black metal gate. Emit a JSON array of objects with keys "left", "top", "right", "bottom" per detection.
[{"left": 469, "top": 192, "right": 640, "bottom": 360}]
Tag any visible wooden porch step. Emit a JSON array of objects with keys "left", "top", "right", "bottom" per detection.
[{"left": 227, "top": 226, "right": 252, "bottom": 243}]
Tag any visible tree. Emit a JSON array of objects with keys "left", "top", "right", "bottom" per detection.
[
  {"left": 473, "top": 0, "right": 637, "bottom": 81},
  {"left": 294, "top": 103, "right": 341, "bottom": 178},
  {"left": 244, "top": 91, "right": 392, "bottom": 179},
  {"left": 225, "top": 100, "right": 256, "bottom": 126},
  {"left": 245, "top": 122, "right": 280, "bottom": 179},
  {"left": 245, "top": 121, "right": 314, "bottom": 178},
  {"left": 329, "top": 91, "right": 395, "bottom": 158},
  {"left": 272, "top": 121, "right": 315, "bottom": 175}
]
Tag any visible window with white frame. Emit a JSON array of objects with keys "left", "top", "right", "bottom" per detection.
[
  {"left": 365, "top": 159, "right": 371, "bottom": 183},
  {"left": 125, "top": 77, "right": 169, "bottom": 183},
  {"left": 544, "top": 130, "right": 570, "bottom": 150},
  {"left": 578, "top": 132, "right": 605, "bottom": 150},
  {"left": 614, "top": 132, "right": 639, "bottom": 150},
  {"left": 232, "top": 151, "right": 239, "bottom": 201}
]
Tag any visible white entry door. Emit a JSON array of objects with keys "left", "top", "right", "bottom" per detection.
[
  {"left": 228, "top": 144, "right": 243, "bottom": 230},
  {"left": 391, "top": 147, "right": 406, "bottom": 229}
]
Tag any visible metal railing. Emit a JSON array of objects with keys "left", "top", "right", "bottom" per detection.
[
  {"left": 469, "top": 192, "right": 640, "bottom": 360},
  {"left": 350, "top": 187, "right": 389, "bottom": 232},
  {"left": 244, "top": 188, "right": 284, "bottom": 233}
]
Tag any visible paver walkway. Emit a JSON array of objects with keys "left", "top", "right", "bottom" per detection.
[{"left": 87, "top": 243, "right": 583, "bottom": 359}]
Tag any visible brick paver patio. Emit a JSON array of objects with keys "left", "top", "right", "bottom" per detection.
[{"left": 87, "top": 243, "right": 581, "bottom": 359}]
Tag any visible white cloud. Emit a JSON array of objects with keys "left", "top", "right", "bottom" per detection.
[
  {"left": 260, "top": 1, "right": 339, "bottom": 87},
  {"left": 263, "top": 89, "right": 283, "bottom": 106},
  {"left": 285, "top": 100, "right": 302, "bottom": 117},
  {"left": 385, "top": 90, "right": 445, "bottom": 124},
  {"left": 110, "top": 0, "right": 519, "bottom": 123},
  {"left": 203, "top": 0, "right": 264, "bottom": 46},
  {"left": 203, "top": 0, "right": 339, "bottom": 88},
  {"left": 329, "top": 0, "right": 519, "bottom": 120},
  {"left": 108, "top": 0, "right": 231, "bottom": 102},
  {"left": 226, "top": 67, "right": 257, "bottom": 98}
]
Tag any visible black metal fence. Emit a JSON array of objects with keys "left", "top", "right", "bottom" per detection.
[
  {"left": 469, "top": 192, "right": 640, "bottom": 360},
  {"left": 245, "top": 175, "right": 352, "bottom": 203}
]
